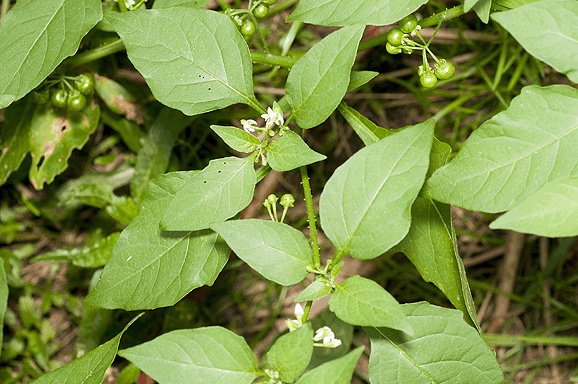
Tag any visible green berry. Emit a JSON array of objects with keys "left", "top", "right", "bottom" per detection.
[
  {"left": 74, "top": 73, "right": 96, "bottom": 95},
  {"left": 262, "top": 0, "right": 277, "bottom": 5},
  {"left": 51, "top": 89, "right": 68, "bottom": 109},
  {"left": 399, "top": 14, "right": 418, "bottom": 34},
  {"left": 31, "top": 88, "right": 50, "bottom": 104},
  {"left": 385, "top": 42, "right": 402, "bottom": 55},
  {"left": 420, "top": 72, "right": 438, "bottom": 88},
  {"left": 434, "top": 60, "right": 455, "bottom": 80},
  {"left": 67, "top": 90, "right": 87, "bottom": 112},
  {"left": 386, "top": 27, "right": 404, "bottom": 46},
  {"left": 240, "top": 20, "right": 256, "bottom": 36},
  {"left": 253, "top": 4, "right": 269, "bottom": 18}
]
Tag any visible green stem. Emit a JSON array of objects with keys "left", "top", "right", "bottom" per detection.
[
  {"left": 300, "top": 165, "right": 321, "bottom": 268},
  {"left": 60, "top": 39, "right": 125, "bottom": 70},
  {"left": 117, "top": 0, "right": 127, "bottom": 12},
  {"left": 0, "top": 0, "right": 9, "bottom": 23},
  {"left": 303, "top": 301, "right": 313, "bottom": 321},
  {"left": 419, "top": 4, "right": 465, "bottom": 28},
  {"left": 255, "top": 164, "right": 271, "bottom": 183},
  {"left": 251, "top": 52, "right": 298, "bottom": 67},
  {"left": 269, "top": 0, "right": 299, "bottom": 15}
]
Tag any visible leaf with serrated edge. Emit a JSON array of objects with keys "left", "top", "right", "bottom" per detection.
[
  {"left": 490, "top": 176, "right": 578, "bottom": 237},
  {"left": 211, "top": 219, "right": 311, "bottom": 286},
  {"left": 329, "top": 276, "right": 412, "bottom": 334},
  {"left": 106, "top": 9, "right": 259, "bottom": 116},
  {"left": 287, "top": 0, "right": 428, "bottom": 26},
  {"left": 85, "top": 172, "right": 229, "bottom": 310},
  {"left": 31, "top": 314, "right": 142, "bottom": 384},
  {"left": 211, "top": 125, "right": 260, "bottom": 153},
  {"left": 118, "top": 327, "right": 260, "bottom": 384},
  {"left": 28, "top": 99, "right": 100, "bottom": 190},
  {"left": 161, "top": 156, "right": 256, "bottom": 231},
  {"left": 367, "top": 302, "right": 505, "bottom": 384},
  {"left": 0, "top": 0, "right": 102, "bottom": 108},
  {"left": 286, "top": 25, "right": 364, "bottom": 128},
  {"left": 267, "top": 323, "right": 314, "bottom": 383},
  {"left": 295, "top": 280, "right": 332, "bottom": 302},
  {"left": 295, "top": 347, "right": 364, "bottom": 384},
  {"left": 424, "top": 85, "right": 578, "bottom": 213},
  {"left": 320, "top": 120, "right": 434, "bottom": 260},
  {"left": 0, "top": 100, "right": 34, "bottom": 186},
  {"left": 267, "top": 131, "right": 326, "bottom": 171},
  {"left": 492, "top": 1, "right": 578, "bottom": 82}
]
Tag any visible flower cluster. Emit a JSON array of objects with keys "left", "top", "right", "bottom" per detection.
[
  {"left": 240, "top": 102, "right": 284, "bottom": 134},
  {"left": 313, "top": 326, "right": 342, "bottom": 348}
]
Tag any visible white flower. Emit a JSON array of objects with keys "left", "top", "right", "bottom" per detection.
[
  {"left": 286, "top": 304, "right": 304, "bottom": 331},
  {"left": 295, "top": 303, "right": 304, "bottom": 318},
  {"left": 125, "top": 0, "right": 136, "bottom": 6},
  {"left": 241, "top": 119, "right": 258, "bottom": 133},
  {"left": 314, "top": 326, "right": 342, "bottom": 348},
  {"left": 261, "top": 107, "right": 284, "bottom": 127}
]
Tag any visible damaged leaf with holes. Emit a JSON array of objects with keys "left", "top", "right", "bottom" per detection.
[{"left": 28, "top": 99, "right": 100, "bottom": 190}]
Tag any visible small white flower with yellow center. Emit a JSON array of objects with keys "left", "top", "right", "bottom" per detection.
[
  {"left": 314, "top": 326, "right": 342, "bottom": 348},
  {"left": 261, "top": 103, "right": 284, "bottom": 128},
  {"left": 240, "top": 119, "right": 258, "bottom": 133}
]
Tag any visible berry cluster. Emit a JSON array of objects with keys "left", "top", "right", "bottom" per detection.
[
  {"left": 385, "top": 14, "right": 456, "bottom": 88},
  {"left": 225, "top": 0, "right": 277, "bottom": 38},
  {"left": 31, "top": 73, "right": 95, "bottom": 112}
]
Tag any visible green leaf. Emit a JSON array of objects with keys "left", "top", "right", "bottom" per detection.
[
  {"left": 100, "top": 110, "right": 145, "bottom": 153},
  {"left": 473, "top": 0, "right": 492, "bottom": 23},
  {"left": 491, "top": 0, "right": 540, "bottom": 10},
  {"left": 492, "top": 0, "right": 578, "bottom": 83},
  {"left": 0, "top": 100, "right": 34, "bottom": 186},
  {"left": 367, "top": 302, "right": 505, "bottom": 384},
  {"left": 329, "top": 276, "right": 412, "bottom": 334},
  {"left": 28, "top": 100, "right": 100, "bottom": 190},
  {"left": 210, "top": 125, "right": 260, "bottom": 153},
  {"left": 490, "top": 176, "right": 578, "bottom": 237},
  {"left": 295, "top": 347, "right": 363, "bottom": 384},
  {"left": 106, "top": 9, "right": 260, "bottom": 115},
  {"left": 295, "top": 280, "right": 332, "bottom": 302},
  {"left": 95, "top": 75, "right": 144, "bottom": 125},
  {"left": 267, "top": 131, "right": 327, "bottom": 171},
  {"left": 153, "top": 0, "right": 210, "bottom": 8},
  {"left": 32, "top": 232, "right": 120, "bottom": 268},
  {"left": 160, "top": 156, "right": 257, "bottom": 231},
  {"left": 0, "top": 261, "right": 7, "bottom": 360},
  {"left": 347, "top": 71, "right": 379, "bottom": 92},
  {"left": 287, "top": 0, "right": 428, "bottom": 26},
  {"left": 117, "top": 363, "right": 141, "bottom": 384},
  {"left": 424, "top": 85, "right": 578, "bottom": 213},
  {"left": 320, "top": 120, "right": 434, "bottom": 260},
  {"left": 286, "top": 25, "right": 364, "bottom": 128},
  {"left": 308, "top": 308, "right": 353, "bottom": 369},
  {"left": 338, "top": 102, "right": 393, "bottom": 145},
  {"left": 85, "top": 171, "right": 229, "bottom": 310},
  {"left": 211, "top": 219, "right": 311, "bottom": 286},
  {"left": 131, "top": 107, "right": 195, "bottom": 204},
  {"left": 267, "top": 323, "right": 314, "bottom": 383},
  {"left": 118, "top": 326, "right": 261, "bottom": 384},
  {"left": 31, "top": 314, "right": 142, "bottom": 384},
  {"left": 0, "top": 0, "right": 102, "bottom": 108}
]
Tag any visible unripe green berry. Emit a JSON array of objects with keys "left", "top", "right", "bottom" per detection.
[
  {"left": 385, "top": 42, "right": 402, "bottom": 55},
  {"left": 399, "top": 14, "right": 418, "bottom": 34},
  {"left": 51, "top": 89, "right": 68, "bottom": 109},
  {"left": 253, "top": 4, "right": 269, "bottom": 18},
  {"left": 434, "top": 60, "right": 455, "bottom": 80},
  {"left": 420, "top": 72, "right": 438, "bottom": 88},
  {"left": 240, "top": 20, "right": 255, "bottom": 36},
  {"left": 386, "top": 27, "right": 404, "bottom": 46}
]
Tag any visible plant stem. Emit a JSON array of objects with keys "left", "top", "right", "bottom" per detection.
[
  {"left": 269, "top": 0, "right": 299, "bottom": 16},
  {"left": 300, "top": 165, "right": 321, "bottom": 268},
  {"left": 117, "top": 0, "right": 127, "bottom": 12},
  {"left": 256, "top": 164, "right": 271, "bottom": 183},
  {"left": 0, "top": 0, "right": 9, "bottom": 23},
  {"left": 60, "top": 39, "right": 125, "bottom": 70},
  {"left": 303, "top": 300, "right": 313, "bottom": 320},
  {"left": 251, "top": 52, "right": 299, "bottom": 67}
]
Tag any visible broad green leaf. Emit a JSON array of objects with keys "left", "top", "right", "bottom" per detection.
[
  {"left": 295, "top": 347, "right": 363, "bottom": 384},
  {"left": 267, "top": 131, "right": 327, "bottom": 171},
  {"left": 320, "top": 120, "right": 434, "bottom": 260},
  {"left": 119, "top": 326, "right": 261, "bottom": 384},
  {"left": 28, "top": 100, "right": 100, "bottom": 190},
  {"left": 294, "top": 280, "right": 332, "bottom": 302},
  {"left": 161, "top": 156, "right": 257, "bottom": 231},
  {"left": 338, "top": 102, "right": 393, "bottom": 145},
  {"left": 464, "top": 0, "right": 482, "bottom": 11},
  {"left": 31, "top": 314, "right": 142, "bottom": 384},
  {"left": 117, "top": 364, "right": 141, "bottom": 384},
  {"left": 473, "top": 0, "right": 492, "bottom": 23},
  {"left": 0, "top": 0, "right": 102, "bottom": 108},
  {"left": 308, "top": 308, "right": 353, "bottom": 369},
  {"left": 106, "top": 9, "right": 260, "bottom": 115},
  {"left": 347, "top": 71, "right": 379, "bottom": 92},
  {"left": 131, "top": 107, "right": 195, "bottom": 204},
  {"left": 85, "top": 172, "right": 229, "bottom": 310},
  {"left": 210, "top": 125, "right": 260, "bottom": 153},
  {"left": 287, "top": 0, "right": 428, "bottom": 26},
  {"left": 286, "top": 26, "right": 364, "bottom": 128},
  {"left": 0, "top": 261, "right": 7, "bottom": 359},
  {"left": 329, "top": 276, "right": 412, "bottom": 334},
  {"left": 95, "top": 75, "right": 144, "bottom": 125},
  {"left": 492, "top": 0, "right": 540, "bottom": 10},
  {"left": 490, "top": 176, "right": 578, "bottom": 237},
  {"left": 267, "top": 323, "right": 314, "bottom": 383},
  {"left": 492, "top": 0, "right": 578, "bottom": 83},
  {"left": 32, "top": 232, "right": 120, "bottom": 268},
  {"left": 367, "top": 302, "right": 505, "bottom": 384},
  {"left": 101, "top": 110, "right": 145, "bottom": 153},
  {"left": 424, "top": 85, "right": 578, "bottom": 213},
  {"left": 0, "top": 100, "right": 34, "bottom": 186},
  {"left": 153, "top": 0, "right": 210, "bottom": 8},
  {"left": 211, "top": 219, "right": 311, "bottom": 286}
]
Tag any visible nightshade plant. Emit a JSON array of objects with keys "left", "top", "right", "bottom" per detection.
[{"left": 1, "top": 0, "right": 577, "bottom": 382}]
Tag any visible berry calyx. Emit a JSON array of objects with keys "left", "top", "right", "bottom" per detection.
[
  {"left": 386, "top": 42, "right": 402, "bottom": 55},
  {"left": 253, "top": 4, "right": 269, "bottom": 18},
  {"left": 434, "top": 60, "right": 455, "bottom": 80},
  {"left": 420, "top": 72, "right": 438, "bottom": 88},
  {"left": 399, "top": 14, "right": 418, "bottom": 34},
  {"left": 74, "top": 73, "right": 96, "bottom": 95},
  {"left": 51, "top": 89, "right": 68, "bottom": 108},
  {"left": 240, "top": 20, "right": 256, "bottom": 36},
  {"left": 386, "top": 27, "right": 404, "bottom": 46},
  {"left": 67, "top": 90, "right": 87, "bottom": 112},
  {"left": 31, "top": 88, "right": 50, "bottom": 104}
]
